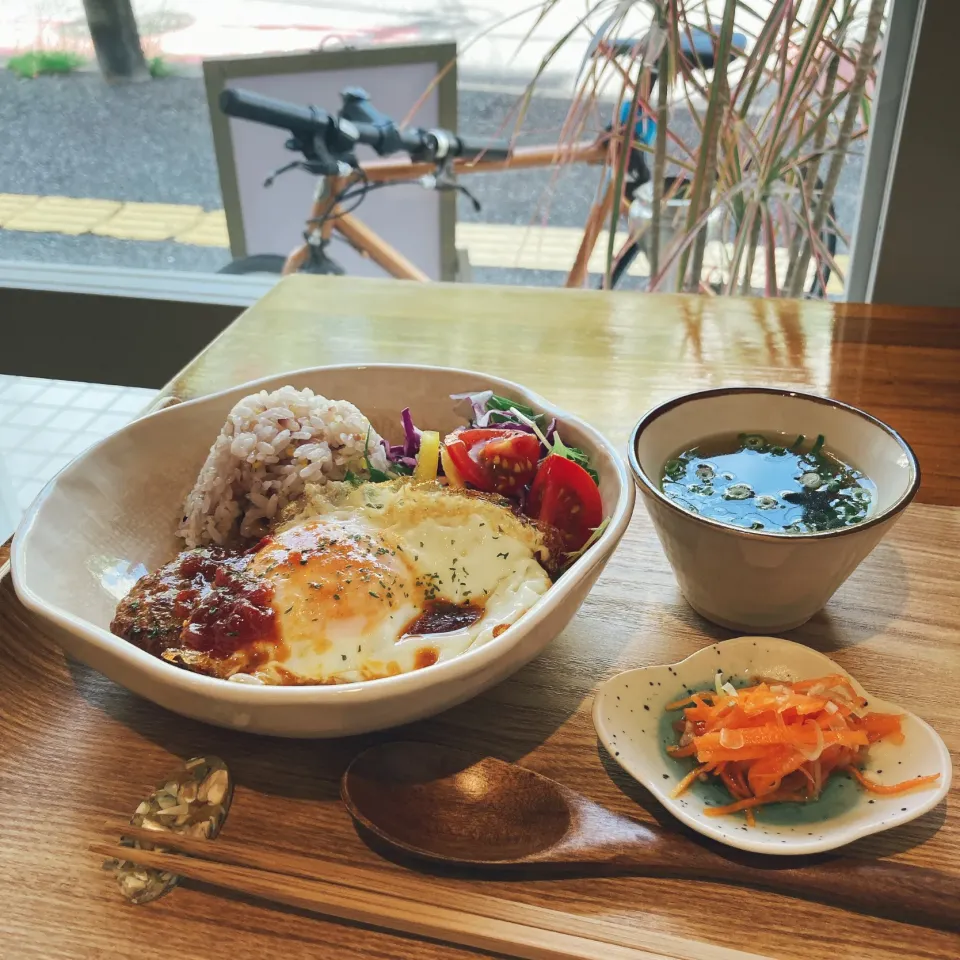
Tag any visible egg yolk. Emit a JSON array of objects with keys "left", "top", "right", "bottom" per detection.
[{"left": 249, "top": 519, "right": 420, "bottom": 641}]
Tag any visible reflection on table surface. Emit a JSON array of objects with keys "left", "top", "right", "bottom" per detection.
[{"left": 164, "top": 277, "right": 960, "bottom": 506}]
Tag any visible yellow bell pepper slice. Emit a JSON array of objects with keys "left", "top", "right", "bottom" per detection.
[
  {"left": 414, "top": 430, "right": 441, "bottom": 482},
  {"left": 439, "top": 443, "right": 464, "bottom": 487}
]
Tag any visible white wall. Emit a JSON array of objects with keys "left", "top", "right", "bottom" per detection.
[{"left": 860, "top": 0, "right": 960, "bottom": 306}]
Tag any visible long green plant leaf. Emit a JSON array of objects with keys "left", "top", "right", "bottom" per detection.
[
  {"left": 603, "top": 51, "right": 647, "bottom": 287},
  {"left": 650, "top": 1, "right": 673, "bottom": 277},
  {"left": 515, "top": 0, "right": 882, "bottom": 300},
  {"left": 649, "top": 180, "right": 748, "bottom": 291},
  {"left": 676, "top": 0, "right": 737, "bottom": 291}
]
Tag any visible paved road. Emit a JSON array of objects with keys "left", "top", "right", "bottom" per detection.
[
  {"left": 0, "top": 71, "right": 606, "bottom": 219},
  {"left": 0, "top": 69, "right": 864, "bottom": 284},
  {"left": 0, "top": 71, "right": 611, "bottom": 280}
]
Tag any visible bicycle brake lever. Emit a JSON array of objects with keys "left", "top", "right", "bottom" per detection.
[
  {"left": 451, "top": 182, "right": 482, "bottom": 213},
  {"left": 263, "top": 160, "right": 302, "bottom": 187},
  {"left": 418, "top": 173, "right": 482, "bottom": 213}
]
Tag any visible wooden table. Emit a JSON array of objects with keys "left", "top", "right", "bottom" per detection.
[{"left": 3, "top": 276, "right": 960, "bottom": 960}]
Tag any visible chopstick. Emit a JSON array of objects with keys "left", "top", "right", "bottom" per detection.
[
  {"left": 98, "top": 819, "right": 773, "bottom": 960},
  {"left": 95, "top": 839, "right": 653, "bottom": 960}
]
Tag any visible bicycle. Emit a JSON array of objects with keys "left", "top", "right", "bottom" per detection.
[
  {"left": 218, "top": 30, "right": 834, "bottom": 294},
  {"left": 217, "top": 84, "right": 608, "bottom": 285}
]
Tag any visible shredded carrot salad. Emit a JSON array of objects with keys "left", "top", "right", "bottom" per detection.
[{"left": 666, "top": 674, "right": 939, "bottom": 822}]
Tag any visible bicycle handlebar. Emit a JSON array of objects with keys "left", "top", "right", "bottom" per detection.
[
  {"left": 219, "top": 88, "right": 511, "bottom": 164},
  {"left": 220, "top": 88, "right": 319, "bottom": 135}
]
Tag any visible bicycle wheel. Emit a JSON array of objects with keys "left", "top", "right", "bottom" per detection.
[
  {"left": 218, "top": 254, "right": 287, "bottom": 275},
  {"left": 300, "top": 250, "right": 345, "bottom": 275}
]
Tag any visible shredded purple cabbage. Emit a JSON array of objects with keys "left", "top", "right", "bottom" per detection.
[
  {"left": 378, "top": 407, "right": 422, "bottom": 469},
  {"left": 400, "top": 407, "right": 421, "bottom": 457},
  {"left": 451, "top": 389, "right": 493, "bottom": 424},
  {"left": 380, "top": 423, "right": 420, "bottom": 471},
  {"left": 485, "top": 417, "right": 533, "bottom": 432}
]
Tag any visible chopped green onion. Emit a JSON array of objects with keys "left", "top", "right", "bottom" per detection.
[
  {"left": 741, "top": 434, "right": 769, "bottom": 452},
  {"left": 664, "top": 458, "right": 686, "bottom": 481}
]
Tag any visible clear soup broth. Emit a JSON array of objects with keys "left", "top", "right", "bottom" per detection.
[{"left": 660, "top": 432, "right": 876, "bottom": 534}]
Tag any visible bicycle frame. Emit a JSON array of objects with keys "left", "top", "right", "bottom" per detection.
[{"left": 281, "top": 137, "right": 625, "bottom": 288}]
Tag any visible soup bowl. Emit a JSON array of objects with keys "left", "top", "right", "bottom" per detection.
[{"left": 629, "top": 388, "right": 919, "bottom": 633}]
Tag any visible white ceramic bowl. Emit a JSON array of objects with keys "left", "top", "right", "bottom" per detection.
[
  {"left": 12, "top": 364, "right": 634, "bottom": 738},
  {"left": 630, "top": 388, "right": 919, "bottom": 632},
  {"left": 593, "top": 636, "right": 951, "bottom": 855}
]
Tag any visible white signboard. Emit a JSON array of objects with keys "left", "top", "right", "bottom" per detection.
[{"left": 206, "top": 46, "right": 456, "bottom": 280}]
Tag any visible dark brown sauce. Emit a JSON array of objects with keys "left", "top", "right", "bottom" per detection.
[
  {"left": 402, "top": 599, "right": 484, "bottom": 638},
  {"left": 111, "top": 546, "right": 277, "bottom": 659},
  {"left": 271, "top": 665, "right": 343, "bottom": 686}
]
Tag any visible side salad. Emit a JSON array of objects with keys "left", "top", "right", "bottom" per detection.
[
  {"left": 666, "top": 675, "right": 940, "bottom": 826},
  {"left": 365, "top": 390, "right": 607, "bottom": 563}
]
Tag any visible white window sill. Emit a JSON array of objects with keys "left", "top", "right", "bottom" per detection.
[{"left": 0, "top": 260, "right": 278, "bottom": 307}]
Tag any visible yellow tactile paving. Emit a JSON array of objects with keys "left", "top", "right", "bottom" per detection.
[
  {"left": 457, "top": 222, "right": 632, "bottom": 274},
  {"left": 0, "top": 192, "right": 847, "bottom": 292},
  {"left": 3, "top": 195, "right": 123, "bottom": 235},
  {"left": 458, "top": 223, "right": 847, "bottom": 293},
  {"left": 92, "top": 202, "right": 205, "bottom": 241},
  {"left": 174, "top": 209, "right": 230, "bottom": 247},
  {"left": 0, "top": 193, "right": 41, "bottom": 225}
]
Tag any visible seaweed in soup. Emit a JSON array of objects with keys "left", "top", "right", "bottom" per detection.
[{"left": 659, "top": 432, "right": 875, "bottom": 534}]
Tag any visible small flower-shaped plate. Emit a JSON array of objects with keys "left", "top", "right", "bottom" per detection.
[{"left": 593, "top": 636, "right": 952, "bottom": 855}]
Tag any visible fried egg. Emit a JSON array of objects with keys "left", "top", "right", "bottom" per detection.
[{"left": 232, "top": 481, "right": 552, "bottom": 684}]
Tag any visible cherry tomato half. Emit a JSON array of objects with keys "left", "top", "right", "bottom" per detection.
[
  {"left": 442, "top": 428, "right": 540, "bottom": 495},
  {"left": 527, "top": 455, "right": 603, "bottom": 552}
]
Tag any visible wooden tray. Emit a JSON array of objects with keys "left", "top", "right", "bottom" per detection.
[{"left": 1, "top": 503, "right": 958, "bottom": 960}]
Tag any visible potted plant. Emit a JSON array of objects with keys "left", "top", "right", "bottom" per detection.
[{"left": 514, "top": 0, "right": 886, "bottom": 296}]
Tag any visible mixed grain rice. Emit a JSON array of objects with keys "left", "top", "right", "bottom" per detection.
[{"left": 178, "top": 385, "right": 388, "bottom": 547}]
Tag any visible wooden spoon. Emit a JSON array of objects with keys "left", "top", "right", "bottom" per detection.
[{"left": 341, "top": 741, "right": 958, "bottom": 931}]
